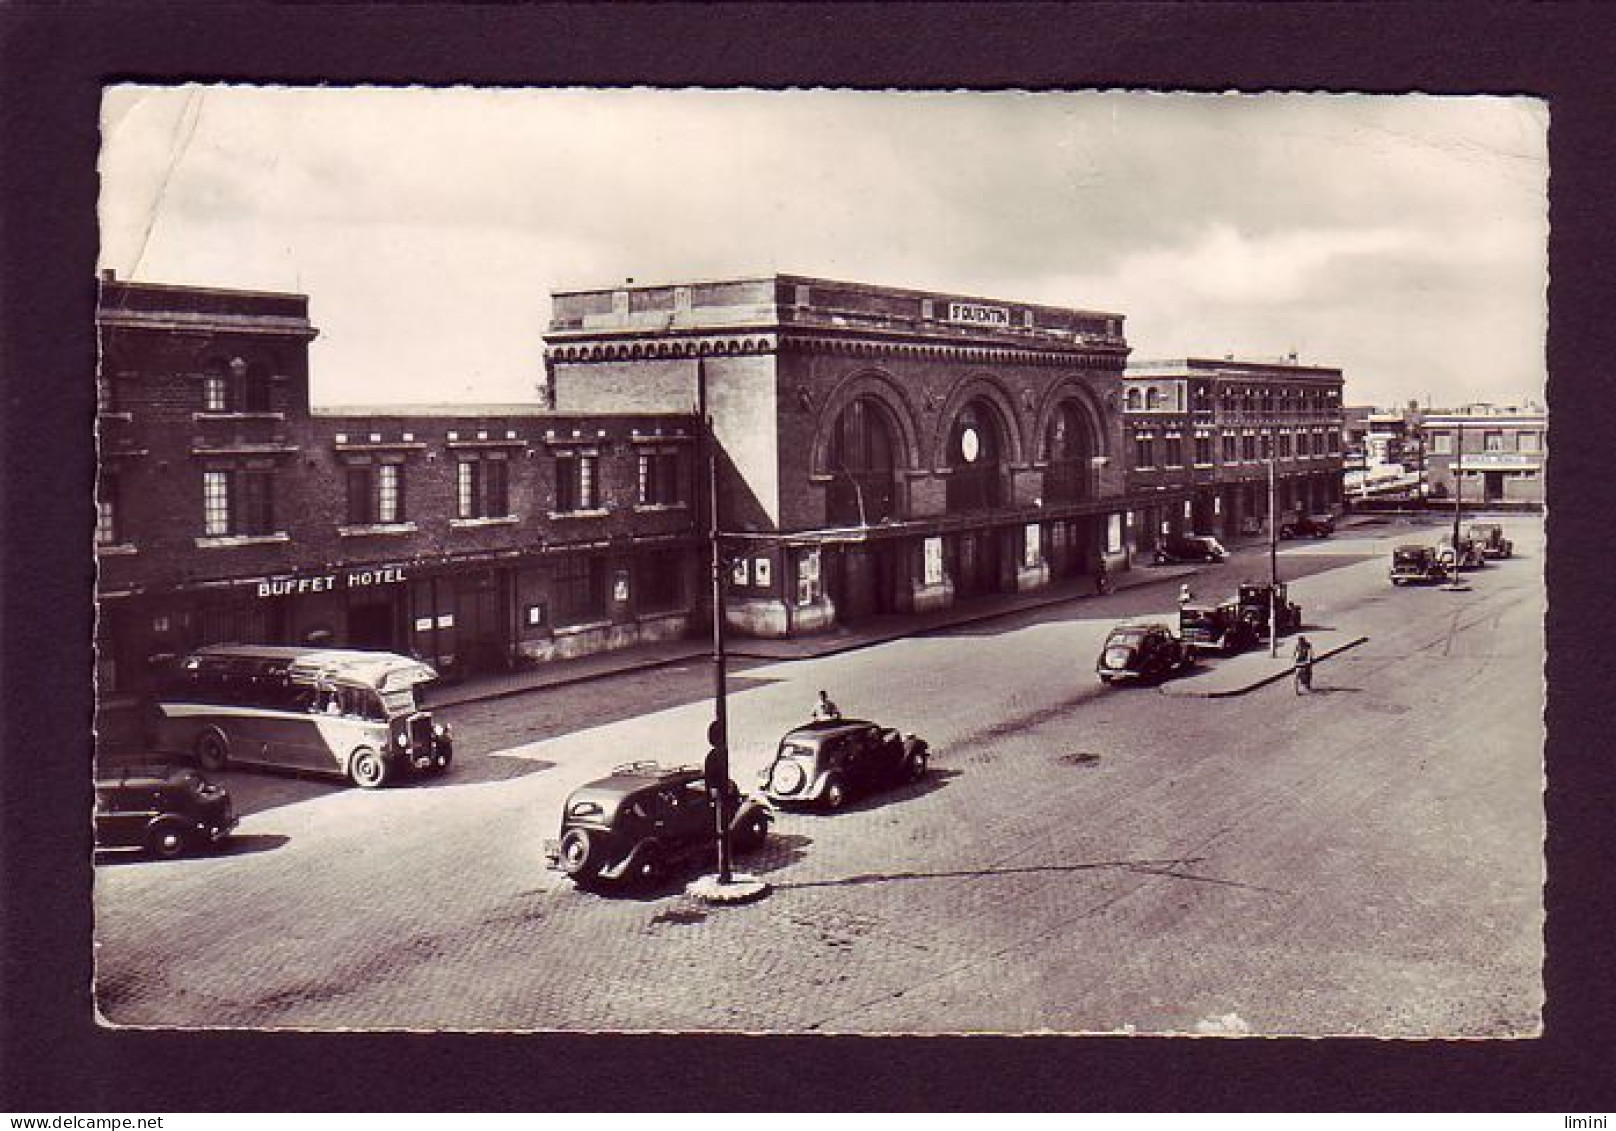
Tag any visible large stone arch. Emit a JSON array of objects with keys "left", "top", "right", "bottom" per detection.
[
  {"left": 1030, "top": 376, "right": 1112, "bottom": 464},
  {"left": 929, "top": 371, "right": 1026, "bottom": 471},
  {"left": 808, "top": 368, "right": 923, "bottom": 479}
]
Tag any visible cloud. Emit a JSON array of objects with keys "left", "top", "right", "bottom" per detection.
[{"left": 98, "top": 87, "right": 1548, "bottom": 409}]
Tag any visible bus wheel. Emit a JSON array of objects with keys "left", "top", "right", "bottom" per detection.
[
  {"left": 348, "top": 747, "right": 389, "bottom": 789},
  {"left": 196, "top": 730, "right": 228, "bottom": 772}
]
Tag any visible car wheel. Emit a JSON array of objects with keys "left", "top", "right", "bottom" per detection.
[
  {"left": 146, "top": 820, "right": 191, "bottom": 860},
  {"left": 557, "top": 828, "right": 603, "bottom": 881},
  {"left": 905, "top": 748, "right": 929, "bottom": 781},
  {"left": 822, "top": 777, "right": 848, "bottom": 811},
  {"left": 734, "top": 811, "right": 769, "bottom": 853},
  {"left": 632, "top": 842, "right": 667, "bottom": 888},
  {"left": 195, "top": 730, "right": 228, "bottom": 772},
  {"left": 348, "top": 746, "right": 389, "bottom": 789}
]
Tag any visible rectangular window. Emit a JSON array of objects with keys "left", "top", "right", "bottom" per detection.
[
  {"left": 97, "top": 474, "right": 120, "bottom": 546},
  {"left": 635, "top": 556, "right": 684, "bottom": 613},
  {"left": 557, "top": 453, "right": 600, "bottom": 512},
  {"left": 347, "top": 467, "right": 373, "bottom": 525},
  {"left": 203, "top": 470, "right": 231, "bottom": 535},
  {"left": 551, "top": 556, "right": 607, "bottom": 627},
  {"left": 1484, "top": 430, "right": 1506, "bottom": 452},
  {"left": 1518, "top": 431, "right": 1541, "bottom": 453},
  {"left": 203, "top": 374, "right": 228, "bottom": 412},
  {"left": 637, "top": 451, "right": 682, "bottom": 506},
  {"left": 1163, "top": 438, "right": 1183, "bottom": 467},
  {"left": 1277, "top": 433, "right": 1292, "bottom": 458},
  {"left": 240, "top": 471, "right": 275, "bottom": 535},
  {"left": 1241, "top": 435, "right": 1256, "bottom": 461},
  {"left": 377, "top": 464, "right": 402, "bottom": 523},
  {"left": 1195, "top": 437, "right": 1213, "bottom": 465},
  {"left": 1134, "top": 435, "right": 1154, "bottom": 468},
  {"left": 202, "top": 469, "right": 275, "bottom": 537},
  {"left": 458, "top": 458, "right": 509, "bottom": 519},
  {"left": 1221, "top": 434, "right": 1237, "bottom": 462},
  {"left": 1429, "top": 432, "right": 1453, "bottom": 455}
]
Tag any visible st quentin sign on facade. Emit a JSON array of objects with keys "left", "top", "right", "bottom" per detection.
[{"left": 946, "top": 301, "right": 1010, "bottom": 328}]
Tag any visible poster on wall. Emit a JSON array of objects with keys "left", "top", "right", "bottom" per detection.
[
  {"left": 753, "top": 557, "right": 771, "bottom": 588},
  {"left": 1107, "top": 514, "right": 1123, "bottom": 554},
  {"left": 1023, "top": 523, "right": 1041, "bottom": 569},
  {"left": 731, "top": 560, "right": 748, "bottom": 586},
  {"left": 923, "top": 536, "right": 944, "bottom": 586}
]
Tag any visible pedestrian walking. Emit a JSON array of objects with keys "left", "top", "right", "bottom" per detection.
[
  {"left": 1094, "top": 558, "right": 1111, "bottom": 596},
  {"left": 1292, "top": 635, "right": 1315, "bottom": 694},
  {"left": 1178, "top": 582, "right": 1194, "bottom": 606}
]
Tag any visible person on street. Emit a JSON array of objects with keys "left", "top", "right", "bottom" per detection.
[
  {"left": 1094, "top": 558, "right": 1111, "bottom": 596},
  {"left": 1178, "top": 582, "right": 1194, "bottom": 606},
  {"left": 1293, "top": 635, "right": 1315, "bottom": 694},
  {"left": 813, "top": 689, "right": 842, "bottom": 721}
]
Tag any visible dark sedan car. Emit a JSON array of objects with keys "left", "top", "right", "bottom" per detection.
[
  {"left": 1096, "top": 621, "right": 1194, "bottom": 684},
  {"left": 759, "top": 718, "right": 929, "bottom": 810},
  {"left": 1278, "top": 513, "right": 1336, "bottom": 539},
  {"left": 543, "top": 762, "right": 771, "bottom": 890},
  {"left": 1153, "top": 534, "right": 1228, "bottom": 564},
  {"left": 94, "top": 766, "right": 237, "bottom": 858}
]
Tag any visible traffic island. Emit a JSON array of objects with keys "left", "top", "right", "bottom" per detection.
[
  {"left": 686, "top": 872, "right": 771, "bottom": 904},
  {"left": 1159, "top": 633, "right": 1370, "bottom": 698}
]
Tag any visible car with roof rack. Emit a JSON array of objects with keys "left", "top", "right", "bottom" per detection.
[{"left": 543, "top": 762, "right": 771, "bottom": 890}]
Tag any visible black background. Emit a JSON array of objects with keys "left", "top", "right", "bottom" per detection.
[{"left": 3, "top": 1, "right": 1612, "bottom": 1112}]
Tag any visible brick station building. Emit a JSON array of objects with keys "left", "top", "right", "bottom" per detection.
[
  {"left": 95, "top": 270, "right": 1350, "bottom": 689},
  {"left": 95, "top": 274, "right": 701, "bottom": 694},
  {"left": 1121, "top": 356, "right": 1346, "bottom": 546},
  {"left": 545, "top": 274, "right": 1133, "bottom": 636}
]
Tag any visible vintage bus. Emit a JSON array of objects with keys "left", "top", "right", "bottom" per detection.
[{"left": 151, "top": 645, "right": 453, "bottom": 788}]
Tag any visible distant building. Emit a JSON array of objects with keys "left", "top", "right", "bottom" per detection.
[
  {"left": 1421, "top": 402, "right": 1545, "bottom": 505},
  {"left": 95, "top": 273, "right": 700, "bottom": 694},
  {"left": 1122, "top": 356, "right": 1346, "bottom": 544}
]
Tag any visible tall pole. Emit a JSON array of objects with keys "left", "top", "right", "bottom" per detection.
[
  {"left": 699, "top": 358, "right": 733, "bottom": 884},
  {"left": 1450, "top": 418, "right": 1464, "bottom": 556},
  {"left": 1268, "top": 445, "right": 1278, "bottom": 658}
]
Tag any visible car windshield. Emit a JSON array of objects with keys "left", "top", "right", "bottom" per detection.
[
  {"left": 378, "top": 686, "right": 417, "bottom": 716},
  {"left": 1108, "top": 629, "right": 1147, "bottom": 644},
  {"left": 779, "top": 740, "right": 816, "bottom": 759},
  {"left": 1181, "top": 609, "right": 1217, "bottom": 626}
]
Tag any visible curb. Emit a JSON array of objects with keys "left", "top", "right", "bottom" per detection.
[
  {"left": 1171, "top": 635, "right": 1371, "bottom": 699},
  {"left": 433, "top": 565, "right": 1206, "bottom": 707}
]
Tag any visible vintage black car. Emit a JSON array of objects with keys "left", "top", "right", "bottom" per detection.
[
  {"left": 1435, "top": 532, "right": 1486, "bottom": 570},
  {"left": 1153, "top": 534, "right": 1229, "bottom": 564},
  {"left": 544, "top": 762, "right": 771, "bottom": 889},
  {"left": 1390, "top": 544, "right": 1452, "bottom": 585},
  {"left": 1466, "top": 522, "right": 1514, "bottom": 559},
  {"left": 1236, "top": 582, "right": 1303, "bottom": 636},
  {"left": 94, "top": 766, "right": 237, "bottom": 858},
  {"left": 1279, "top": 513, "right": 1336, "bottom": 539},
  {"left": 1096, "top": 621, "right": 1194, "bottom": 684},
  {"left": 759, "top": 718, "right": 929, "bottom": 810},
  {"left": 1179, "top": 599, "right": 1260, "bottom": 655}
]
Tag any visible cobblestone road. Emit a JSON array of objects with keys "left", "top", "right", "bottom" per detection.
[{"left": 93, "top": 516, "right": 1545, "bottom": 1036}]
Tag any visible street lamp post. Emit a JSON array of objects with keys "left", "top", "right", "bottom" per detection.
[
  {"left": 1268, "top": 442, "right": 1279, "bottom": 658},
  {"left": 688, "top": 358, "right": 768, "bottom": 905}
]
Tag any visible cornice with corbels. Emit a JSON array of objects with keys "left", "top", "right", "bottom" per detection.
[{"left": 546, "top": 329, "right": 1126, "bottom": 371}]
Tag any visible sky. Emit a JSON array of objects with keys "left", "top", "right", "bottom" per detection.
[{"left": 97, "top": 87, "right": 1548, "bottom": 411}]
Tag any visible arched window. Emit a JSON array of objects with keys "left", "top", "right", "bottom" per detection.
[
  {"left": 945, "top": 398, "right": 1004, "bottom": 513},
  {"left": 826, "top": 396, "right": 897, "bottom": 525},
  {"left": 1043, "top": 400, "right": 1093, "bottom": 503},
  {"left": 1145, "top": 386, "right": 1162, "bottom": 411},
  {"left": 1125, "top": 387, "right": 1142, "bottom": 411}
]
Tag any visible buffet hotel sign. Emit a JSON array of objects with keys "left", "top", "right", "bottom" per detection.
[
  {"left": 946, "top": 301, "right": 1011, "bottom": 328},
  {"left": 254, "top": 566, "right": 408, "bottom": 598}
]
